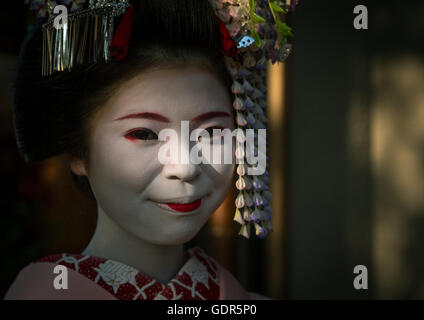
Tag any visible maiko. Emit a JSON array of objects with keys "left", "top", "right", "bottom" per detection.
[{"left": 167, "top": 304, "right": 202, "bottom": 318}]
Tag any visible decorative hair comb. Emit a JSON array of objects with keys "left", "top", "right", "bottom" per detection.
[{"left": 27, "top": 0, "right": 131, "bottom": 75}]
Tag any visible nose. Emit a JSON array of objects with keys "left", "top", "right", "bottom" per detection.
[
  {"left": 160, "top": 121, "right": 201, "bottom": 182},
  {"left": 162, "top": 162, "right": 201, "bottom": 182}
]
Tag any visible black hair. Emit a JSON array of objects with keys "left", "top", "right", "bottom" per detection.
[{"left": 13, "top": 0, "right": 233, "bottom": 198}]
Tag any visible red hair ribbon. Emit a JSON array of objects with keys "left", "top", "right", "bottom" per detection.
[
  {"left": 110, "top": 4, "right": 134, "bottom": 61},
  {"left": 217, "top": 17, "right": 238, "bottom": 57}
]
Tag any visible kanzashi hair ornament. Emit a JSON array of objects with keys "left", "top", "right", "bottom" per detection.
[
  {"left": 27, "top": 0, "right": 298, "bottom": 238},
  {"left": 32, "top": 0, "right": 131, "bottom": 75}
]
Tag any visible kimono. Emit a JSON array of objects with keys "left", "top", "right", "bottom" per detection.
[{"left": 4, "top": 247, "right": 267, "bottom": 300}]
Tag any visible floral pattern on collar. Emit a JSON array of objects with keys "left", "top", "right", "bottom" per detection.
[{"left": 36, "top": 247, "right": 219, "bottom": 300}]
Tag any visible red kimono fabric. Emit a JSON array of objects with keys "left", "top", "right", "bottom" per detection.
[{"left": 5, "top": 247, "right": 267, "bottom": 300}]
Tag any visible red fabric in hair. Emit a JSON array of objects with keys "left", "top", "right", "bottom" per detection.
[
  {"left": 217, "top": 17, "right": 238, "bottom": 57},
  {"left": 110, "top": 4, "right": 134, "bottom": 61}
]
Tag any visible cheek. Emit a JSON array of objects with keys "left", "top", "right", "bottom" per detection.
[
  {"left": 87, "top": 133, "right": 162, "bottom": 194},
  {"left": 205, "top": 135, "right": 236, "bottom": 189},
  {"left": 203, "top": 162, "right": 235, "bottom": 217}
]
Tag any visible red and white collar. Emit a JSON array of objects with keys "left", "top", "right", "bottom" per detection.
[{"left": 36, "top": 247, "right": 220, "bottom": 300}]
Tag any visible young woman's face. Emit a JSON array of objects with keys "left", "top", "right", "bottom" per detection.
[{"left": 76, "top": 65, "right": 235, "bottom": 245}]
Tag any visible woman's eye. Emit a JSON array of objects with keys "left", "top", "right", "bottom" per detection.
[
  {"left": 125, "top": 129, "right": 158, "bottom": 141},
  {"left": 199, "top": 126, "right": 224, "bottom": 142}
]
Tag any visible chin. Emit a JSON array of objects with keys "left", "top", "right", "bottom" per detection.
[
  {"left": 126, "top": 215, "right": 207, "bottom": 246},
  {"left": 142, "top": 228, "right": 201, "bottom": 246}
]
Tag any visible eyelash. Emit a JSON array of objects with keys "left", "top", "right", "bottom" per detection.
[
  {"left": 124, "top": 126, "right": 226, "bottom": 142},
  {"left": 125, "top": 128, "right": 158, "bottom": 141}
]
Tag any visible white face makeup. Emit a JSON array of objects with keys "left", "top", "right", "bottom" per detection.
[{"left": 77, "top": 65, "right": 235, "bottom": 245}]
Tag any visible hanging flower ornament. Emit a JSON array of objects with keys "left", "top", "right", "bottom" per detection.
[
  {"left": 210, "top": 0, "right": 298, "bottom": 239},
  {"left": 27, "top": 0, "right": 298, "bottom": 239}
]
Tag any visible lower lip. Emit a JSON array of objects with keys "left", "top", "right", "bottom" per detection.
[
  {"left": 165, "top": 199, "right": 202, "bottom": 212},
  {"left": 153, "top": 199, "right": 203, "bottom": 215}
]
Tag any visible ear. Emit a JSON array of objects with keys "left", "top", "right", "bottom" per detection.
[{"left": 70, "top": 156, "right": 88, "bottom": 176}]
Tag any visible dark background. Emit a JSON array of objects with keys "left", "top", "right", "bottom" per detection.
[
  {"left": 1, "top": 0, "right": 424, "bottom": 299},
  {"left": 286, "top": 0, "right": 424, "bottom": 299}
]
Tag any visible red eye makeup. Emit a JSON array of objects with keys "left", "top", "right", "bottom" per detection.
[{"left": 124, "top": 128, "right": 158, "bottom": 141}]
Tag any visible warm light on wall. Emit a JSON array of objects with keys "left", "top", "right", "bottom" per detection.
[
  {"left": 210, "top": 191, "right": 234, "bottom": 238},
  {"left": 267, "top": 60, "right": 286, "bottom": 298},
  {"left": 268, "top": 62, "right": 285, "bottom": 130},
  {"left": 370, "top": 56, "right": 424, "bottom": 298}
]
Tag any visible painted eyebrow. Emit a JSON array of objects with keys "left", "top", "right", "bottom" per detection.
[
  {"left": 114, "top": 111, "right": 231, "bottom": 122},
  {"left": 190, "top": 111, "right": 232, "bottom": 122},
  {"left": 114, "top": 112, "right": 170, "bottom": 122}
]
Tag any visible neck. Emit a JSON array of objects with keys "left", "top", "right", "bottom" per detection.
[{"left": 82, "top": 206, "right": 186, "bottom": 284}]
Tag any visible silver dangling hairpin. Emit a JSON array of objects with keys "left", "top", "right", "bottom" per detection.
[{"left": 38, "top": 0, "right": 130, "bottom": 76}]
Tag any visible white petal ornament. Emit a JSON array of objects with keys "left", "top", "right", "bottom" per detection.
[
  {"left": 254, "top": 223, "right": 267, "bottom": 239},
  {"left": 235, "top": 142, "right": 245, "bottom": 160},
  {"left": 236, "top": 129, "right": 246, "bottom": 143},
  {"left": 233, "top": 208, "right": 245, "bottom": 225},
  {"left": 252, "top": 176, "right": 264, "bottom": 190},
  {"left": 231, "top": 81, "right": 244, "bottom": 94},
  {"left": 243, "top": 207, "right": 251, "bottom": 221},
  {"left": 236, "top": 163, "right": 247, "bottom": 176},
  {"left": 235, "top": 192, "right": 245, "bottom": 209},
  {"left": 253, "top": 192, "right": 264, "bottom": 206},
  {"left": 236, "top": 112, "right": 247, "bottom": 126},
  {"left": 233, "top": 96, "right": 245, "bottom": 110},
  {"left": 239, "top": 224, "right": 251, "bottom": 239},
  {"left": 236, "top": 176, "right": 246, "bottom": 190}
]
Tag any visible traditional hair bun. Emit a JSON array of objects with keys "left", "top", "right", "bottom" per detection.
[{"left": 13, "top": 0, "right": 230, "bottom": 163}]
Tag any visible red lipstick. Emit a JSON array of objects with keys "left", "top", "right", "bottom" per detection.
[{"left": 165, "top": 199, "right": 202, "bottom": 212}]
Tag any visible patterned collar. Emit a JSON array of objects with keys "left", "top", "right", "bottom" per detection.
[{"left": 36, "top": 247, "right": 219, "bottom": 300}]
